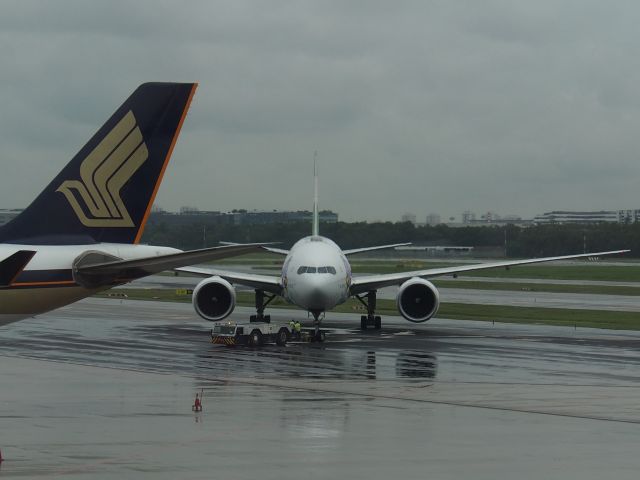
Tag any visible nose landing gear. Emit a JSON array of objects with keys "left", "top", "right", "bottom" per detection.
[
  {"left": 310, "top": 310, "right": 326, "bottom": 342},
  {"left": 355, "top": 290, "right": 381, "bottom": 330}
]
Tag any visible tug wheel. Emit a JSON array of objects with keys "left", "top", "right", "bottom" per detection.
[
  {"left": 249, "top": 329, "right": 262, "bottom": 347},
  {"left": 276, "top": 327, "right": 289, "bottom": 346}
]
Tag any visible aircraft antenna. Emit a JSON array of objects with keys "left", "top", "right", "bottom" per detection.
[{"left": 312, "top": 152, "right": 319, "bottom": 236}]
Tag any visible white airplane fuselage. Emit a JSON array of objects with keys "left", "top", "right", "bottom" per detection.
[{"left": 281, "top": 236, "right": 351, "bottom": 313}]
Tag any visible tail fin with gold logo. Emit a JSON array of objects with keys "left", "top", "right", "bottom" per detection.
[{"left": 0, "top": 82, "right": 197, "bottom": 245}]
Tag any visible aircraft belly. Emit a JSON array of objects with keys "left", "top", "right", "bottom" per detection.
[{"left": 0, "top": 286, "right": 101, "bottom": 316}]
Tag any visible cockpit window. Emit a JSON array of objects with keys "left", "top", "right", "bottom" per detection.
[{"left": 297, "top": 265, "right": 337, "bottom": 274}]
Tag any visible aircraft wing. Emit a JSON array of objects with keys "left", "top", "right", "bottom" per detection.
[
  {"left": 0, "top": 250, "right": 36, "bottom": 286},
  {"left": 219, "top": 241, "right": 289, "bottom": 255},
  {"left": 343, "top": 243, "right": 412, "bottom": 256},
  {"left": 349, "top": 249, "right": 630, "bottom": 295},
  {"left": 261, "top": 247, "right": 290, "bottom": 255},
  {"left": 74, "top": 244, "right": 265, "bottom": 288},
  {"left": 175, "top": 266, "right": 282, "bottom": 294},
  {"left": 221, "top": 242, "right": 413, "bottom": 256}
]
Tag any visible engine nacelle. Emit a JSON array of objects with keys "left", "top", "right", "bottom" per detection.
[
  {"left": 192, "top": 276, "right": 236, "bottom": 321},
  {"left": 396, "top": 277, "right": 440, "bottom": 323}
]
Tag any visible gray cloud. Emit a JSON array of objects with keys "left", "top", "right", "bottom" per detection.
[{"left": 1, "top": 0, "right": 640, "bottom": 222}]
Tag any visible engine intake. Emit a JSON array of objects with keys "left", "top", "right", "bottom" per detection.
[
  {"left": 396, "top": 277, "right": 440, "bottom": 323},
  {"left": 193, "top": 276, "right": 236, "bottom": 321}
]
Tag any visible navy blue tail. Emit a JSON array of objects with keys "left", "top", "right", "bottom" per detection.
[{"left": 0, "top": 82, "right": 197, "bottom": 245}]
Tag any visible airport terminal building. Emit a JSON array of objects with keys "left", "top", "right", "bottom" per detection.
[{"left": 534, "top": 210, "right": 640, "bottom": 224}]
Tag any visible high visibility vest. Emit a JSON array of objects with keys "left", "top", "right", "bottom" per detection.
[{"left": 294, "top": 323, "right": 301, "bottom": 332}]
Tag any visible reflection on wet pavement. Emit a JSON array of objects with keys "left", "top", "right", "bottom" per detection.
[
  {"left": 2, "top": 298, "right": 640, "bottom": 479},
  {"left": 0, "top": 310, "right": 439, "bottom": 381}
]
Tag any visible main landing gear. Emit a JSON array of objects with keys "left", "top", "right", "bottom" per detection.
[
  {"left": 356, "top": 290, "right": 381, "bottom": 330},
  {"left": 249, "top": 289, "right": 276, "bottom": 323}
]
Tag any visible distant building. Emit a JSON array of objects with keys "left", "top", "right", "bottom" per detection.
[
  {"left": 502, "top": 214, "right": 523, "bottom": 222},
  {"left": 461, "top": 211, "right": 476, "bottom": 224},
  {"left": 395, "top": 245, "right": 474, "bottom": 257},
  {"left": 479, "top": 211, "right": 500, "bottom": 223},
  {"left": 534, "top": 210, "right": 640, "bottom": 224},
  {"left": 425, "top": 213, "right": 441, "bottom": 226},
  {"left": 179, "top": 206, "right": 199, "bottom": 214},
  {"left": 148, "top": 209, "right": 338, "bottom": 227},
  {"left": 401, "top": 213, "right": 417, "bottom": 225},
  {"left": 618, "top": 210, "right": 640, "bottom": 224},
  {"left": 452, "top": 210, "right": 529, "bottom": 227}
]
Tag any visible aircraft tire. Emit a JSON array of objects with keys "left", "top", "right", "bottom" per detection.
[{"left": 374, "top": 316, "right": 381, "bottom": 330}]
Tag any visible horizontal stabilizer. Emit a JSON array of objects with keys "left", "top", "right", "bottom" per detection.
[
  {"left": 74, "top": 244, "right": 264, "bottom": 288},
  {"left": 0, "top": 250, "right": 36, "bottom": 286}
]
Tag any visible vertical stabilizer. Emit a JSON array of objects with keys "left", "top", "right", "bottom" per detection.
[
  {"left": 312, "top": 152, "right": 319, "bottom": 236},
  {"left": 0, "top": 82, "right": 197, "bottom": 245}
]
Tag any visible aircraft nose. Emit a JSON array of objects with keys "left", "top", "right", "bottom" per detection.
[
  {"left": 298, "top": 275, "right": 331, "bottom": 309},
  {"left": 307, "top": 287, "right": 327, "bottom": 309}
]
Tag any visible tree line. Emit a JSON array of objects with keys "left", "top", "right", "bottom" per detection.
[{"left": 141, "top": 221, "right": 638, "bottom": 258}]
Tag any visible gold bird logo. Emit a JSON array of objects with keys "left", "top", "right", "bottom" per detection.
[{"left": 57, "top": 111, "right": 148, "bottom": 227}]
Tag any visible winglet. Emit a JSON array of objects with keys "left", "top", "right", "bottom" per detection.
[
  {"left": 312, "top": 152, "right": 319, "bottom": 236},
  {"left": 0, "top": 250, "right": 36, "bottom": 286}
]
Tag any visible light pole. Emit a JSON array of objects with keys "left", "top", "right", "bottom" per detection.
[{"left": 504, "top": 227, "right": 508, "bottom": 258}]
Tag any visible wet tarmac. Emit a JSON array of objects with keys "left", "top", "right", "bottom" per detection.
[{"left": 1, "top": 298, "right": 640, "bottom": 479}]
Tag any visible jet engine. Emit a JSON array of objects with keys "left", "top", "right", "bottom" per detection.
[
  {"left": 396, "top": 277, "right": 440, "bottom": 323},
  {"left": 192, "top": 276, "right": 236, "bottom": 321}
]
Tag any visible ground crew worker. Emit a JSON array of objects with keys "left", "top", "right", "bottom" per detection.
[
  {"left": 193, "top": 393, "right": 202, "bottom": 412},
  {"left": 289, "top": 319, "right": 296, "bottom": 332},
  {"left": 294, "top": 320, "right": 302, "bottom": 340}
]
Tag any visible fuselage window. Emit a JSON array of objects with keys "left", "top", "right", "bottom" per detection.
[
  {"left": 326, "top": 266, "right": 336, "bottom": 275},
  {"left": 306, "top": 267, "right": 317, "bottom": 273},
  {"left": 297, "top": 266, "right": 307, "bottom": 274},
  {"left": 317, "top": 267, "right": 327, "bottom": 273}
]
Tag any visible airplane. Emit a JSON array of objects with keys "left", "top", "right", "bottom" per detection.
[
  {"left": 0, "top": 82, "right": 264, "bottom": 326},
  {"left": 178, "top": 164, "right": 629, "bottom": 340}
]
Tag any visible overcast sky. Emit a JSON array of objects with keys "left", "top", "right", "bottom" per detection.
[{"left": 1, "top": 0, "right": 640, "bottom": 222}]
